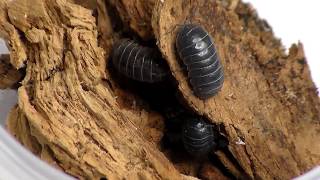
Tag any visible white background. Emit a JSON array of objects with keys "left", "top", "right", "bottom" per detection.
[
  {"left": 0, "top": 40, "right": 16, "bottom": 126},
  {"left": 243, "top": 0, "right": 320, "bottom": 89}
]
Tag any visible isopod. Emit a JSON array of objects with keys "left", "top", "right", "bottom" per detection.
[
  {"left": 176, "top": 24, "right": 224, "bottom": 99},
  {"left": 182, "top": 116, "right": 217, "bottom": 156},
  {"left": 112, "top": 39, "right": 168, "bottom": 83}
]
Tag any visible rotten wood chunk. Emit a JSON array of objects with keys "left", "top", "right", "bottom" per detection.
[
  {"left": 0, "top": 0, "right": 180, "bottom": 179},
  {"left": 0, "top": 1, "right": 27, "bottom": 68},
  {"left": 96, "top": 0, "right": 114, "bottom": 56},
  {"left": 152, "top": 0, "right": 320, "bottom": 179},
  {"left": 0, "top": 54, "right": 23, "bottom": 89}
]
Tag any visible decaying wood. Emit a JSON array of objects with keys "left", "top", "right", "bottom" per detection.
[
  {"left": 0, "top": 54, "right": 23, "bottom": 89},
  {"left": 152, "top": 0, "right": 320, "bottom": 179},
  {"left": 72, "top": 0, "right": 97, "bottom": 10},
  {"left": 1, "top": 0, "right": 319, "bottom": 179},
  {"left": 108, "top": 0, "right": 155, "bottom": 40},
  {"left": 96, "top": 0, "right": 113, "bottom": 54},
  {"left": 0, "top": 2, "right": 26, "bottom": 69},
  {"left": 199, "top": 162, "right": 229, "bottom": 180},
  {"left": 0, "top": 0, "right": 182, "bottom": 179},
  {"left": 7, "top": 105, "right": 40, "bottom": 154}
]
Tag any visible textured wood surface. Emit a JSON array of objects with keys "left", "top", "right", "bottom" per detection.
[
  {"left": 1, "top": 0, "right": 181, "bottom": 179},
  {"left": 152, "top": 0, "right": 320, "bottom": 179},
  {"left": 109, "top": 0, "right": 156, "bottom": 40},
  {"left": 1, "top": 0, "right": 319, "bottom": 179}
]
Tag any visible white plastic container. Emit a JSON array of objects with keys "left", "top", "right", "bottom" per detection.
[{"left": 0, "top": 90, "right": 74, "bottom": 180}]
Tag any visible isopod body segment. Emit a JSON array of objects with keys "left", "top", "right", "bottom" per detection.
[
  {"left": 112, "top": 39, "right": 168, "bottom": 83},
  {"left": 182, "top": 117, "right": 217, "bottom": 156},
  {"left": 176, "top": 24, "right": 224, "bottom": 99}
]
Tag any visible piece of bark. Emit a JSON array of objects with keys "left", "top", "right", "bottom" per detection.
[
  {"left": 0, "top": 54, "right": 23, "bottom": 89},
  {"left": 152, "top": 0, "right": 320, "bottom": 179},
  {"left": 109, "top": 0, "right": 155, "bottom": 40},
  {"left": 0, "top": 0, "right": 182, "bottom": 179},
  {"left": 6, "top": 105, "right": 42, "bottom": 155},
  {"left": 0, "top": 2, "right": 27, "bottom": 68},
  {"left": 96, "top": 0, "right": 114, "bottom": 54}
]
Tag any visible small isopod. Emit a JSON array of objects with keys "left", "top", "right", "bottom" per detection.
[
  {"left": 182, "top": 117, "right": 217, "bottom": 156},
  {"left": 176, "top": 24, "right": 224, "bottom": 99},
  {"left": 112, "top": 39, "right": 168, "bottom": 83}
]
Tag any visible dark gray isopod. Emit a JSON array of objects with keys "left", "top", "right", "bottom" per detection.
[
  {"left": 176, "top": 24, "right": 224, "bottom": 99},
  {"left": 182, "top": 117, "right": 217, "bottom": 156},
  {"left": 112, "top": 39, "right": 168, "bottom": 83}
]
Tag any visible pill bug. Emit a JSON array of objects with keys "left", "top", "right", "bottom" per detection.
[
  {"left": 176, "top": 24, "right": 224, "bottom": 99},
  {"left": 112, "top": 39, "right": 168, "bottom": 83},
  {"left": 182, "top": 116, "right": 218, "bottom": 156}
]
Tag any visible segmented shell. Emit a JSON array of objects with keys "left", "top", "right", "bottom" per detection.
[
  {"left": 112, "top": 39, "right": 168, "bottom": 83},
  {"left": 176, "top": 24, "right": 224, "bottom": 99},
  {"left": 182, "top": 117, "right": 217, "bottom": 156}
]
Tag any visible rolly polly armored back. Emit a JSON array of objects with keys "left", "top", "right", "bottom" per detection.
[
  {"left": 112, "top": 39, "right": 168, "bottom": 83},
  {"left": 176, "top": 24, "right": 224, "bottom": 99},
  {"left": 182, "top": 117, "right": 217, "bottom": 156}
]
